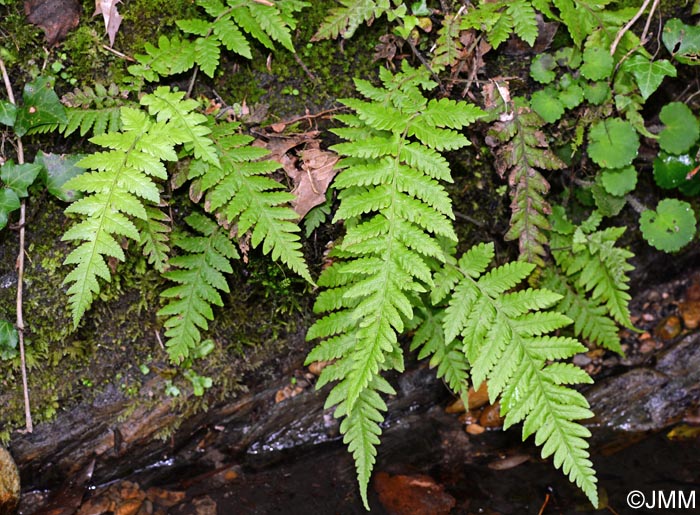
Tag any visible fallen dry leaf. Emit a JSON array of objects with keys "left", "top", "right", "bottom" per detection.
[
  {"left": 290, "top": 146, "right": 338, "bottom": 218},
  {"left": 25, "top": 0, "right": 81, "bottom": 46},
  {"left": 94, "top": 0, "right": 123, "bottom": 47}
]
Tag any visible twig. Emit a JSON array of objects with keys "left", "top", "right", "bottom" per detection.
[
  {"left": 640, "top": 0, "right": 661, "bottom": 48},
  {"left": 101, "top": 44, "right": 135, "bottom": 62},
  {"left": 0, "top": 58, "right": 33, "bottom": 433},
  {"left": 186, "top": 66, "right": 199, "bottom": 99},
  {"left": 405, "top": 37, "right": 446, "bottom": 95},
  {"left": 610, "top": 0, "right": 652, "bottom": 56},
  {"left": 293, "top": 53, "right": 318, "bottom": 84}
]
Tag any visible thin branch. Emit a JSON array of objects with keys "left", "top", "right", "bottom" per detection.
[
  {"left": 610, "top": 0, "right": 652, "bottom": 56},
  {"left": 0, "top": 58, "right": 33, "bottom": 433}
]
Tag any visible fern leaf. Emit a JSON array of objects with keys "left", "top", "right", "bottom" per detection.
[
  {"left": 157, "top": 212, "right": 238, "bottom": 362},
  {"left": 61, "top": 90, "right": 202, "bottom": 327},
  {"left": 487, "top": 107, "right": 565, "bottom": 266},
  {"left": 212, "top": 15, "right": 252, "bottom": 58},
  {"left": 307, "top": 65, "right": 482, "bottom": 506},
  {"left": 441, "top": 241, "right": 599, "bottom": 506},
  {"left": 193, "top": 123, "right": 312, "bottom": 283},
  {"left": 431, "top": 11, "right": 464, "bottom": 73},
  {"left": 129, "top": 36, "right": 197, "bottom": 81}
]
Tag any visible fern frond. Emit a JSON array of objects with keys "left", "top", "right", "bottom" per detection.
[
  {"left": 488, "top": 106, "right": 565, "bottom": 266},
  {"left": 307, "top": 64, "right": 482, "bottom": 506},
  {"left": 507, "top": 0, "right": 538, "bottom": 46},
  {"left": 129, "top": 36, "right": 197, "bottom": 81},
  {"left": 441, "top": 241, "right": 598, "bottom": 507},
  {"left": 157, "top": 212, "right": 238, "bottom": 362},
  {"left": 431, "top": 11, "right": 465, "bottom": 73},
  {"left": 192, "top": 123, "right": 313, "bottom": 283},
  {"left": 61, "top": 88, "right": 211, "bottom": 327},
  {"left": 550, "top": 210, "right": 634, "bottom": 329}
]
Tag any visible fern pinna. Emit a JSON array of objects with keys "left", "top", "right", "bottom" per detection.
[
  {"left": 430, "top": 242, "right": 599, "bottom": 506},
  {"left": 305, "top": 63, "right": 483, "bottom": 508},
  {"left": 61, "top": 87, "right": 214, "bottom": 327}
]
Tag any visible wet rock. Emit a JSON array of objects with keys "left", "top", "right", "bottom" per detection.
[
  {"left": 374, "top": 472, "right": 456, "bottom": 515},
  {"left": 0, "top": 446, "right": 20, "bottom": 515},
  {"left": 653, "top": 315, "right": 682, "bottom": 340},
  {"left": 587, "top": 332, "right": 700, "bottom": 433}
]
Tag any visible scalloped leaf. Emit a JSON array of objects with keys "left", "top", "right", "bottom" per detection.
[
  {"left": 601, "top": 166, "right": 637, "bottom": 197},
  {"left": 588, "top": 118, "right": 639, "bottom": 169},
  {"left": 640, "top": 198, "right": 697, "bottom": 252},
  {"left": 658, "top": 102, "right": 700, "bottom": 155}
]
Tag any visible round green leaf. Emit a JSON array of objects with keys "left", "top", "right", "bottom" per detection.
[
  {"left": 658, "top": 102, "right": 699, "bottom": 154},
  {"left": 640, "top": 198, "right": 697, "bottom": 252},
  {"left": 588, "top": 118, "right": 640, "bottom": 168},
  {"left": 531, "top": 89, "right": 564, "bottom": 123},
  {"left": 559, "top": 83, "right": 584, "bottom": 109},
  {"left": 583, "top": 81, "right": 611, "bottom": 105},
  {"left": 531, "top": 54, "right": 557, "bottom": 84},
  {"left": 580, "top": 44, "right": 614, "bottom": 81},
  {"left": 0, "top": 319, "right": 18, "bottom": 360},
  {"left": 653, "top": 151, "right": 693, "bottom": 189},
  {"left": 601, "top": 166, "right": 637, "bottom": 196},
  {"left": 35, "top": 152, "right": 87, "bottom": 202},
  {"left": 592, "top": 179, "right": 626, "bottom": 216}
]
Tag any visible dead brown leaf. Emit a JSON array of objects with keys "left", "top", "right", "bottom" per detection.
[
  {"left": 290, "top": 146, "right": 338, "bottom": 218},
  {"left": 94, "top": 0, "right": 123, "bottom": 47},
  {"left": 24, "top": 0, "right": 81, "bottom": 47}
]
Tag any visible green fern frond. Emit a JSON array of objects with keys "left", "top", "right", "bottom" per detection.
[
  {"left": 130, "top": 0, "right": 308, "bottom": 81},
  {"left": 190, "top": 123, "right": 313, "bottom": 283},
  {"left": 441, "top": 241, "right": 598, "bottom": 507},
  {"left": 307, "top": 64, "right": 482, "bottom": 507},
  {"left": 61, "top": 88, "right": 214, "bottom": 327},
  {"left": 550, "top": 209, "right": 634, "bottom": 330},
  {"left": 487, "top": 106, "right": 565, "bottom": 266},
  {"left": 157, "top": 212, "right": 238, "bottom": 362},
  {"left": 431, "top": 11, "right": 464, "bottom": 73},
  {"left": 507, "top": 0, "right": 538, "bottom": 46}
]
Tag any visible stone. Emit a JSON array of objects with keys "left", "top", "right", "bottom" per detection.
[{"left": 0, "top": 446, "right": 20, "bottom": 515}]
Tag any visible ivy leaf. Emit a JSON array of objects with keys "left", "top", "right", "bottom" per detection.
[
  {"left": 0, "top": 319, "right": 18, "bottom": 360},
  {"left": 623, "top": 55, "right": 676, "bottom": 101},
  {"left": 588, "top": 118, "right": 639, "bottom": 169},
  {"left": 14, "top": 76, "right": 68, "bottom": 137},
  {"left": 0, "top": 100, "right": 16, "bottom": 126},
  {"left": 640, "top": 198, "right": 697, "bottom": 252},
  {"left": 653, "top": 152, "right": 700, "bottom": 196},
  {"left": 530, "top": 89, "right": 564, "bottom": 123},
  {"left": 658, "top": 102, "right": 700, "bottom": 155},
  {"left": 663, "top": 19, "right": 700, "bottom": 66},
  {"left": 558, "top": 83, "right": 584, "bottom": 109},
  {"left": 0, "top": 160, "right": 42, "bottom": 198},
  {"left": 35, "top": 151, "right": 87, "bottom": 202},
  {"left": 601, "top": 166, "right": 637, "bottom": 197},
  {"left": 0, "top": 188, "right": 20, "bottom": 230}
]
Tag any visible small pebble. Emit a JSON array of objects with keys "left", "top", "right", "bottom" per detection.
[
  {"left": 654, "top": 315, "right": 682, "bottom": 341},
  {"left": 573, "top": 354, "right": 592, "bottom": 366},
  {"left": 479, "top": 402, "right": 504, "bottom": 428},
  {"left": 639, "top": 339, "right": 656, "bottom": 353},
  {"left": 679, "top": 301, "right": 700, "bottom": 330},
  {"left": 466, "top": 423, "right": 485, "bottom": 435}
]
